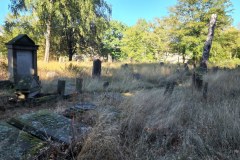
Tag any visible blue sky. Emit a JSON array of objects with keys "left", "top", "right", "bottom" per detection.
[
  {"left": 105, "top": 0, "right": 178, "bottom": 26},
  {"left": 0, "top": 0, "right": 239, "bottom": 27}
]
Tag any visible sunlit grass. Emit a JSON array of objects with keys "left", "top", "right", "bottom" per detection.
[
  {"left": 1, "top": 59, "right": 240, "bottom": 159},
  {"left": 37, "top": 60, "right": 184, "bottom": 93},
  {"left": 77, "top": 69, "right": 240, "bottom": 160}
]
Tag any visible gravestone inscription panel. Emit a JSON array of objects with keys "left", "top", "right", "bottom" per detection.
[{"left": 16, "top": 50, "right": 33, "bottom": 76}]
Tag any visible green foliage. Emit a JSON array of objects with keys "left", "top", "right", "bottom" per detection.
[
  {"left": 2, "top": 0, "right": 239, "bottom": 64},
  {"left": 0, "top": 29, "right": 7, "bottom": 57},
  {"left": 2, "top": 13, "right": 45, "bottom": 57},
  {"left": 151, "top": 18, "right": 172, "bottom": 60},
  {"left": 101, "top": 20, "right": 127, "bottom": 60},
  {"left": 169, "top": 0, "right": 233, "bottom": 62},
  {"left": 122, "top": 19, "right": 155, "bottom": 62},
  {"left": 210, "top": 27, "right": 240, "bottom": 62},
  {"left": 7, "top": 0, "right": 111, "bottom": 61}
]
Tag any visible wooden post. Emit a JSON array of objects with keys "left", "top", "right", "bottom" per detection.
[
  {"left": 203, "top": 82, "right": 208, "bottom": 100},
  {"left": 92, "top": 59, "right": 101, "bottom": 78},
  {"left": 57, "top": 80, "right": 65, "bottom": 96},
  {"left": 76, "top": 78, "right": 83, "bottom": 93}
]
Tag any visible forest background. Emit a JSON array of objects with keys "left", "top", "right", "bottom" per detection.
[{"left": 0, "top": 0, "right": 240, "bottom": 67}]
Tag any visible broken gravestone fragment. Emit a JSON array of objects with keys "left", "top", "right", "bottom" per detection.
[
  {"left": 0, "top": 122, "right": 48, "bottom": 160},
  {"left": 8, "top": 110, "right": 91, "bottom": 145}
]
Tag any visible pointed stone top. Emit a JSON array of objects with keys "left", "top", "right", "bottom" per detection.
[{"left": 6, "top": 34, "right": 36, "bottom": 46}]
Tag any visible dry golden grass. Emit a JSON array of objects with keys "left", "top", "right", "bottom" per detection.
[
  {"left": 1, "top": 59, "right": 240, "bottom": 159},
  {"left": 38, "top": 61, "right": 186, "bottom": 94},
  {"left": 76, "top": 68, "right": 240, "bottom": 160}
]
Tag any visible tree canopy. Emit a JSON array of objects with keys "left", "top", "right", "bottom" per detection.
[
  {"left": 0, "top": 0, "right": 239, "bottom": 65},
  {"left": 6, "top": 0, "right": 111, "bottom": 61}
]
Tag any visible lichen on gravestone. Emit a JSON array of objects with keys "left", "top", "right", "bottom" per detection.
[
  {"left": 0, "top": 122, "right": 47, "bottom": 160},
  {"left": 8, "top": 110, "right": 91, "bottom": 145}
]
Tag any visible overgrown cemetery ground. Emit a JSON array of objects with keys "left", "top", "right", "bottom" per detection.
[{"left": 1, "top": 59, "right": 240, "bottom": 159}]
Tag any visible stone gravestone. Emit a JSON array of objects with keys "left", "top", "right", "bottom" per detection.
[
  {"left": 75, "top": 78, "right": 83, "bottom": 93},
  {"left": 6, "top": 34, "right": 39, "bottom": 84},
  {"left": 57, "top": 80, "right": 66, "bottom": 96},
  {"left": 8, "top": 110, "right": 91, "bottom": 145},
  {"left": 92, "top": 59, "right": 101, "bottom": 78},
  {"left": 6, "top": 34, "right": 41, "bottom": 98},
  {"left": 0, "top": 122, "right": 47, "bottom": 160}
]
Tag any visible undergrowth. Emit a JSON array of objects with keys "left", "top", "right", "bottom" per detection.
[
  {"left": 77, "top": 69, "right": 240, "bottom": 160},
  {"left": 1, "top": 59, "right": 240, "bottom": 159}
]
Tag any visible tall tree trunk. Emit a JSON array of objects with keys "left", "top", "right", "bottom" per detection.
[
  {"left": 44, "top": 19, "right": 51, "bottom": 62},
  {"left": 68, "top": 41, "right": 73, "bottom": 61},
  {"left": 66, "top": 28, "right": 75, "bottom": 61},
  {"left": 201, "top": 14, "right": 217, "bottom": 71}
]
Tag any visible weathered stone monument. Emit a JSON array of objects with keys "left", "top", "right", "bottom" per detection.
[
  {"left": 76, "top": 78, "right": 83, "bottom": 93},
  {"left": 57, "top": 80, "right": 66, "bottom": 96},
  {"left": 6, "top": 34, "right": 39, "bottom": 83},
  {"left": 6, "top": 34, "right": 41, "bottom": 98}
]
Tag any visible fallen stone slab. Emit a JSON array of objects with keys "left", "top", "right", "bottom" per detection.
[
  {"left": 63, "top": 102, "right": 97, "bottom": 118},
  {"left": 71, "top": 102, "right": 97, "bottom": 111},
  {"left": 8, "top": 110, "right": 91, "bottom": 145},
  {"left": 0, "top": 122, "right": 48, "bottom": 160}
]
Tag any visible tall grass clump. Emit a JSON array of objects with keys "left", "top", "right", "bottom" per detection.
[
  {"left": 78, "top": 69, "right": 240, "bottom": 160},
  {"left": 118, "top": 70, "right": 240, "bottom": 159}
]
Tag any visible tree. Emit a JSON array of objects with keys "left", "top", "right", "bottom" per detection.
[
  {"left": 169, "top": 0, "right": 233, "bottom": 63},
  {"left": 201, "top": 14, "right": 217, "bottom": 72},
  {"left": 101, "top": 20, "right": 127, "bottom": 61},
  {"left": 9, "top": 0, "right": 59, "bottom": 62},
  {"left": 150, "top": 18, "right": 172, "bottom": 61},
  {"left": 8, "top": 0, "right": 111, "bottom": 61},
  {"left": 57, "top": 0, "right": 111, "bottom": 61},
  {"left": 122, "top": 19, "right": 155, "bottom": 62},
  {"left": 210, "top": 26, "right": 240, "bottom": 62}
]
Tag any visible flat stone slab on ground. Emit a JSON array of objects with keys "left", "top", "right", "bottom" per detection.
[
  {"left": 72, "top": 102, "right": 97, "bottom": 111},
  {"left": 8, "top": 110, "right": 91, "bottom": 145},
  {"left": 63, "top": 102, "right": 97, "bottom": 118},
  {"left": 0, "top": 122, "right": 47, "bottom": 160}
]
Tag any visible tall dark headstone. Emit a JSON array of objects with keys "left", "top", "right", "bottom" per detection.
[
  {"left": 6, "top": 34, "right": 41, "bottom": 98},
  {"left": 92, "top": 59, "right": 101, "bottom": 78}
]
